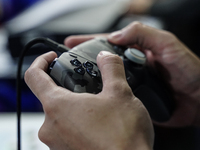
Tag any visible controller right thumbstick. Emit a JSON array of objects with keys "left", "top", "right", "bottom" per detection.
[{"left": 124, "top": 48, "right": 146, "bottom": 65}]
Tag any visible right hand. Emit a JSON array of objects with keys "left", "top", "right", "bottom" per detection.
[{"left": 65, "top": 22, "right": 200, "bottom": 127}]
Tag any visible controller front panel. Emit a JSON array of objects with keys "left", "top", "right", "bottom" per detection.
[{"left": 49, "top": 52, "right": 102, "bottom": 94}]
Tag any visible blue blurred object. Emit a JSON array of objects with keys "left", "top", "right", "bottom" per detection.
[
  {"left": 0, "top": 0, "right": 41, "bottom": 22},
  {"left": 0, "top": 79, "right": 43, "bottom": 112}
]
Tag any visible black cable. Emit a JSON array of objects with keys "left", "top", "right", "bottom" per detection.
[{"left": 16, "top": 37, "right": 69, "bottom": 150}]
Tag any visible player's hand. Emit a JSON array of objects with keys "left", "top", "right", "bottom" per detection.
[
  {"left": 24, "top": 51, "right": 154, "bottom": 150},
  {"left": 65, "top": 22, "right": 200, "bottom": 127}
]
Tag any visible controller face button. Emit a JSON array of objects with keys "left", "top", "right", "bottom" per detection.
[
  {"left": 74, "top": 66, "right": 85, "bottom": 75},
  {"left": 86, "top": 68, "right": 98, "bottom": 77},
  {"left": 83, "top": 61, "right": 93, "bottom": 70},
  {"left": 70, "top": 59, "right": 82, "bottom": 66}
]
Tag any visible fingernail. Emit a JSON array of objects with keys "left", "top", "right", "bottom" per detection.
[
  {"left": 99, "top": 51, "right": 112, "bottom": 56},
  {"left": 108, "top": 30, "right": 123, "bottom": 40}
]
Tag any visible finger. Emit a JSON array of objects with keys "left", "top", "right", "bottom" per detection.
[
  {"left": 31, "top": 51, "right": 57, "bottom": 71},
  {"left": 64, "top": 34, "right": 108, "bottom": 48},
  {"left": 97, "top": 51, "right": 132, "bottom": 97},
  {"left": 108, "top": 22, "right": 175, "bottom": 55},
  {"left": 24, "top": 52, "right": 60, "bottom": 102}
]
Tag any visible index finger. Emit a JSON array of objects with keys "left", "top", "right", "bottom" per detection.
[
  {"left": 108, "top": 22, "right": 177, "bottom": 55},
  {"left": 24, "top": 52, "right": 60, "bottom": 102}
]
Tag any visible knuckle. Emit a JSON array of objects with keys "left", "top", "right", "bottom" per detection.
[
  {"left": 42, "top": 99, "right": 55, "bottom": 115},
  {"left": 41, "top": 88, "right": 68, "bottom": 118},
  {"left": 108, "top": 80, "right": 133, "bottom": 99},
  {"left": 130, "top": 21, "right": 143, "bottom": 28},
  {"left": 128, "top": 21, "right": 144, "bottom": 32},
  {"left": 24, "top": 67, "right": 37, "bottom": 85},
  {"left": 163, "top": 31, "right": 177, "bottom": 41},
  {"left": 41, "top": 94, "right": 59, "bottom": 117},
  {"left": 38, "top": 125, "right": 47, "bottom": 143},
  {"left": 38, "top": 123, "right": 53, "bottom": 146},
  {"left": 118, "top": 82, "right": 133, "bottom": 97},
  {"left": 161, "top": 31, "right": 180, "bottom": 48}
]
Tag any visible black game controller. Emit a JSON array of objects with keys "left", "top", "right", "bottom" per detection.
[{"left": 48, "top": 37, "right": 174, "bottom": 122}]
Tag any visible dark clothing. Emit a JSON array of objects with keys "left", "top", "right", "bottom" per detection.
[{"left": 149, "top": 0, "right": 200, "bottom": 57}]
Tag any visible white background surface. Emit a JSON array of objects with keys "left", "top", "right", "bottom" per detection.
[{"left": 0, "top": 113, "right": 48, "bottom": 150}]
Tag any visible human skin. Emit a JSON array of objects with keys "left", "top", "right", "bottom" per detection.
[
  {"left": 64, "top": 22, "right": 200, "bottom": 127},
  {"left": 24, "top": 50, "right": 154, "bottom": 150},
  {"left": 24, "top": 21, "right": 200, "bottom": 150}
]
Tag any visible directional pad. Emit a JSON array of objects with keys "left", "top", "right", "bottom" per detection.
[
  {"left": 74, "top": 66, "right": 85, "bottom": 75},
  {"left": 83, "top": 61, "right": 93, "bottom": 70}
]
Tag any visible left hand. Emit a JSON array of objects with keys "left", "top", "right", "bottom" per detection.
[{"left": 24, "top": 51, "right": 154, "bottom": 150}]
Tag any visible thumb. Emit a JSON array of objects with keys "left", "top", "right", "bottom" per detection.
[{"left": 96, "top": 51, "right": 129, "bottom": 94}]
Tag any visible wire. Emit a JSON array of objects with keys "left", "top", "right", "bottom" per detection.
[{"left": 16, "top": 37, "right": 69, "bottom": 150}]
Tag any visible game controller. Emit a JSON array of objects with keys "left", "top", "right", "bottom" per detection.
[{"left": 48, "top": 37, "right": 174, "bottom": 122}]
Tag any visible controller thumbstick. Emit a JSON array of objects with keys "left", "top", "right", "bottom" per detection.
[{"left": 124, "top": 48, "right": 146, "bottom": 65}]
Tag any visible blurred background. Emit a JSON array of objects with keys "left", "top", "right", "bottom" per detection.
[{"left": 0, "top": 0, "right": 200, "bottom": 149}]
